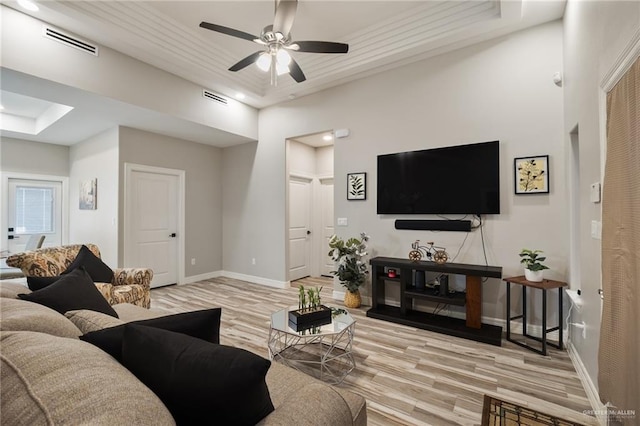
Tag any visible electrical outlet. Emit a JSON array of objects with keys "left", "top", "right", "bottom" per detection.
[
  {"left": 337, "top": 217, "right": 348, "bottom": 226},
  {"left": 565, "top": 289, "right": 582, "bottom": 310},
  {"left": 252, "top": 258, "right": 256, "bottom": 265},
  {"left": 191, "top": 258, "right": 196, "bottom": 265},
  {"left": 571, "top": 321, "right": 587, "bottom": 339}
]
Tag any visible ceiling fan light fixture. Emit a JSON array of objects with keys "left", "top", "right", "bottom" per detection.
[
  {"left": 276, "top": 62, "right": 290, "bottom": 76},
  {"left": 256, "top": 52, "right": 271, "bottom": 72},
  {"left": 276, "top": 49, "right": 291, "bottom": 66}
]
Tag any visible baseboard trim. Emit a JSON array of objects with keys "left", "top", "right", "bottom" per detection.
[
  {"left": 568, "top": 341, "right": 607, "bottom": 425},
  {"left": 221, "top": 271, "right": 288, "bottom": 289},
  {"left": 181, "top": 271, "right": 223, "bottom": 285}
]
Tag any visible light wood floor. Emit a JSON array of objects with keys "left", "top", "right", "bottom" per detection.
[{"left": 151, "top": 276, "right": 596, "bottom": 426}]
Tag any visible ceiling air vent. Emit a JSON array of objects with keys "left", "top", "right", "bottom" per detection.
[
  {"left": 202, "top": 90, "right": 228, "bottom": 106},
  {"left": 43, "top": 26, "right": 99, "bottom": 56}
]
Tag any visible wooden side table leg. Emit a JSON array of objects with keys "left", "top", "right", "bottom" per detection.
[{"left": 466, "top": 275, "right": 481, "bottom": 329}]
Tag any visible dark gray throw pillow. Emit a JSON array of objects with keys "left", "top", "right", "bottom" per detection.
[
  {"left": 64, "top": 245, "right": 114, "bottom": 283},
  {"left": 80, "top": 308, "right": 222, "bottom": 362},
  {"left": 18, "top": 268, "right": 118, "bottom": 318},
  {"left": 122, "top": 324, "right": 274, "bottom": 426},
  {"left": 26, "top": 275, "right": 60, "bottom": 291}
]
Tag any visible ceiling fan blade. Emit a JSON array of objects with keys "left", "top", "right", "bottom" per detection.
[
  {"left": 199, "top": 21, "right": 258, "bottom": 43},
  {"left": 273, "top": 0, "right": 297, "bottom": 36},
  {"left": 289, "top": 41, "right": 349, "bottom": 54},
  {"left": 229, "top": 51, "right": 264, "bottom": 72},
  {"left": 288, "top": 57, "right": 306, "bottom": 83}
]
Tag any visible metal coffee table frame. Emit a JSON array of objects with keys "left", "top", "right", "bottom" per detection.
[{"left": 267, "top": 306, "right": 356, "bottom": 385}]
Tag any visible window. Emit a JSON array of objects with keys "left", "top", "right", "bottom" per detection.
[{"left": 15, "top": 186, "right": 54, "bottom": 234}]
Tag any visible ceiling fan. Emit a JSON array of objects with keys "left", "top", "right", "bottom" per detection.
[{"left": 199, "top": 0, "right": 349, "bottom": 85}]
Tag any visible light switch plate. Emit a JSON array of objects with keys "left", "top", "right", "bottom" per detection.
[
  {"left": 337, "top": 218, "right": 348, "bottom": 226},
  {"left": 591, "top": 220, "right": 602, "bottom": 239},
  {"left": 590, "top": 182, "right": 601, "bottom": 203}
]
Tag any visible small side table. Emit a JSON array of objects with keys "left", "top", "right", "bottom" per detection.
[{"left": 503, "top": 276, "right": 567, "bottom": 356}]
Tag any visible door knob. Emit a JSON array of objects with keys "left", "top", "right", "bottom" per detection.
[
  {"left": 306, "top": 230, "right": 311, "bottom": 235},
  {"left": 169, "top": 233, "right": 177, "bottom": 238}
]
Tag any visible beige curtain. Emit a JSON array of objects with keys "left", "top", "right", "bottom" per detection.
[{"left": 599, "top": 56, "right": 639, "bottom": 423}]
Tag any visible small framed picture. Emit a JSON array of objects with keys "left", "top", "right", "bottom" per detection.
[
  {"left": 79, "top": 178, "right": 97, "bottom": 210},
  {"left": 347, "top": 172, "right": 366, "bottom": 200},
  {"left": 514, "top": 155, "right": 549, "bottom": 194}
]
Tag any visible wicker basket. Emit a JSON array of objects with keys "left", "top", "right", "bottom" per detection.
[{"left": 344, "top": 290, "right": 362, "bottom": 308}]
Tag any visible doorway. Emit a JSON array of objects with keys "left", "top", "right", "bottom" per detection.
[
  {"left": 124, "top": 163, "right": 184, "bottom": 288},
  {"left": 2, "top": 173, "right": 67, "bottom": 254},
  {"left": 286, "top": 131, "right": 335, "bottom": 282}
]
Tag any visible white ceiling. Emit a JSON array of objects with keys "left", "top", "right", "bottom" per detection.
[{"left": 0, "top": 0, "right": 566, "bottom": 146}]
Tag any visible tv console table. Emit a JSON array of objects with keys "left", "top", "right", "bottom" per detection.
[{"left": 367, "top": 256, "right": 503, "bottom": 346}]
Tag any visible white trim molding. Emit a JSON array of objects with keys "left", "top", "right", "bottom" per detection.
[
  {"left": 221, "top": 271, "right": 288, "bottom": 289},
  {"left": 0, "top": 172, "right": 69, "bottom": 249},
  {"left": 568, "top": 342, "right": 608, "bottom": 425},
  {"left": 600, "top": 27, "right": 640, "bottom": 92},
  {"left": 181, "top": 271, "right": 223, "bottom": 285}
]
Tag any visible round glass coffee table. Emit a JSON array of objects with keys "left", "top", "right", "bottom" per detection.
[{"left": 267, "top": 306, "right": 356, "bottom": 384}]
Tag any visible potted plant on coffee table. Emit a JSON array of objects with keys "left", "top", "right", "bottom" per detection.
[
  {"left": 328, "top": 233, "right": 369, "bottom": 308},
  {"left": 519, "top": 248, "right": 549, "bottom": 282}
]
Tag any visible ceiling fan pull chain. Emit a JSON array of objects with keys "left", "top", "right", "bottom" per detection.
[{"left": 271, "top": 55, "right": 278, "bottom": 87}]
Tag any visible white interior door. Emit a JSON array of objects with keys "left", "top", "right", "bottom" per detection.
[
  {"left": 126, "top": 169, "right": 179, "bottom": 288},
  {"left": 289, "top": 176, "right": 312, "bottom": 281},
  {"left": 7, "top": 178, "right": 62, "bottom": 252},
  {"left": 320, "top": 178, "right": 334, "bottom": 276}
]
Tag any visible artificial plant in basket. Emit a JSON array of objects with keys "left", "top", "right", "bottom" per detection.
[{"left": 328, "top": 233, "right": 369, "bottom": 308}]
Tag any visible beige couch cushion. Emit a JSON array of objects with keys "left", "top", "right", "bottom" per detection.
[
  {"left": 112, "top": 303, "right": 168, "bottom": 322},
  {"left": 264, "top": 361, "right": 367, "bottom": 426},
  {"left": 0, "top": 331, "right": 175, "bottom": 426},
  {"left": 0, "top": 281, "right": 30, "bottom": 299},
  {"left": 65, "top": 309, "right": 125, "bottom": 334},
  {"left": 0, "top": 298, "right": 81, "bottom": 339}
]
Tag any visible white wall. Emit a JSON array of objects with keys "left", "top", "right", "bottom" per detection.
[
  {"left": 69, "top": 128, "right": 119, "bottom": 266},
  {"left": 0, "top": 138, "right": 69, "bottom": 176},
  {"left": 224, "top": 21, "right": 566, "bottom": 324},
  {"left": 316, "top": 145, "right": 334, "bottom": 177},
  {"left": 0, "top": 5, "right": 258, "bottom": 141},
  {"left": 563, "top": 0, "right": 640, "bottom": 397},
  {"left": 288, "top": 140, "right": 317, "bottom": 176},
  {"left": 118, "top": 127, "right": 224, "bottom": 277}
]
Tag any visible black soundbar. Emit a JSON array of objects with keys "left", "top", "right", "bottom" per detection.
[{"left": 394, "top": 219, "right": 471, "bottom": 232}]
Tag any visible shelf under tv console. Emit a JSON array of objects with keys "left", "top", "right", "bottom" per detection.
[{"left": 367, "top": 256, "right": 503, "bottom": 346}]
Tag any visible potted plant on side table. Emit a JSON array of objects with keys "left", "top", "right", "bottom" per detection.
[
  {"left": 328, "top": 233, "right": 369, "bottom": 308},
  {"left": 519, "top": 248, "right": 549, "bottom": 282}
]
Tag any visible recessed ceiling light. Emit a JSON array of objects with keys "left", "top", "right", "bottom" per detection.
[
  {"left": 235, "top": 93, "right": 246, "bottom": 100},
  {"left": 0, "top": 105, "right": 4, "bottom": 111},
  {"left": 17, "top": 0, "right": 39, "bottom": 12},
  {"left": 323, "top": 134, "right": 333, "bottom": 142}
]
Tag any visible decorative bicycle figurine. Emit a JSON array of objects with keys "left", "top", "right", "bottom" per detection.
[{"left": 408, "top": 240, "right": 449, "bottom": 264}]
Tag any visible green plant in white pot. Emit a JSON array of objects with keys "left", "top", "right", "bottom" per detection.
[{"left": 519, "top": 249, "right": 549, "bottom": 282}]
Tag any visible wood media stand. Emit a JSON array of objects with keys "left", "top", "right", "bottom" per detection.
[{"left": 367, "top": 256, "right": 503, "bottom": 346}]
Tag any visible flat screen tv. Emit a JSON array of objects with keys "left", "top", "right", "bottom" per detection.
[{"left": 377, "top": 141, "right": 500, "bottom": 215}]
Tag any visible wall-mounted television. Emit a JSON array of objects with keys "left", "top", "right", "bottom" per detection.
[{"left": 377, "top": 141, "right": 500, "bottom": 215}]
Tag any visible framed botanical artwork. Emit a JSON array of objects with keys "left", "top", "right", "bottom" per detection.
[
  {"left": 79, "top": 178, "right": 97, "bottom": 210},
  {"left": 514, "top": 155, "right": 549, "bottom": 194},
  {"left": 347, "top": 172, "right": 366, "bottom": 200}
]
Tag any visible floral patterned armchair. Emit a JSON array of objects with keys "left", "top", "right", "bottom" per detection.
[{"left": 6, "top": 244, "right": 152, "bottom": 308}]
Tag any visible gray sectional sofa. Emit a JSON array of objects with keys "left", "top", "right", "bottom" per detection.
[{"left": 0, "top": 282, "right": 367, "bottom": 425}]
